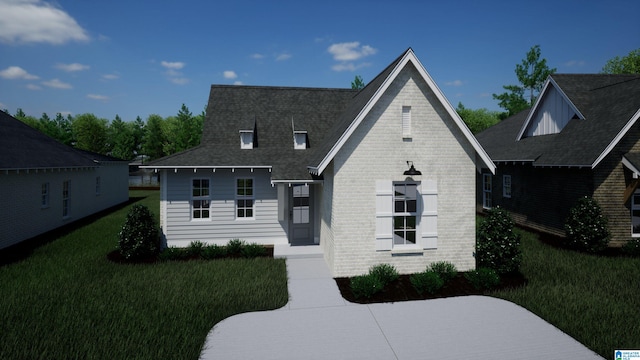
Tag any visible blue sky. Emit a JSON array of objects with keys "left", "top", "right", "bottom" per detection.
[{"left": 0, "top": 0, "right": 638, "bottom": 122}]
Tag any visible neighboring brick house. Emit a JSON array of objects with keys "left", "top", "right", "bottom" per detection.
[
  {"left": 144, "top": 48, "right": 494, "bottom": 277},
  {"left": 0, "top": 111, "right": 129, "bottom": 250},
  {"left": 476, "top": 74, "right": 640, "bottom": 247}
]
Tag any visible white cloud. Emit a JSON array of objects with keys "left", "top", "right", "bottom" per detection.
[
  {"left": 331, "top": 62, "right": 371, "bottom": 72},
  {"left": 87, "top": 94, "right": 108, "bottom": 101},
  {"left": 160, "top": 61, "right": 188, "bottom": 84},
  {"left": 102, "top": 73, "right": 119, "bottom": 80},
  {"left": 55, "top": 63, "right": 90, "bottom": 72},
  {"left": 565, "top": 60, "right": 586, "bottom": 67},
  {"left": 0, "top": 66, "right": 39, "bottom": 80},
  {"left": 276, "top": 53, "right": 291, "bottom": 61},
  {"left": 0, "top": 102, "right": 6, "bottom": 109},
  {"left": 0, "top": 0, "right": 89, "bottom": 44},
  {"left": 26, "top": 83, "right": 42, "bottom": 90},
  {"left": 234, "top": 81, "right": 243, "bottom": 86},
  {"left": 161, "top": 61, "right": 185, "bottom": 70},
  {"left": 328, "top": 42, "right": 377, "bottom": 61},
  {"left": 170, "top": 77, "right": 189, "bottom": 85},
  {"left": 250, "top": 53, "right": 265, "bottom": 60},
  {"left": 445, "top": 80, "right": 464, "bottom": 87},
  {"left": 223, "top": 70, "right": 238, "bottom": 79},
  {"left": 42, "top": 78, "right": 72, "bottom": 89}
]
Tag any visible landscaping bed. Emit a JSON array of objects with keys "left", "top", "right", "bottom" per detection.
[{"left": 335, "top": 271, "right": 527, "bottom": 304}]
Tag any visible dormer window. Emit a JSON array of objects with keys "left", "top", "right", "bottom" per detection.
[
  {"left": 240, "top": 130, "right": 253, "bottom": 149},
  {"left": 294, "top": 131, "right": 307, "bottom": 150}
]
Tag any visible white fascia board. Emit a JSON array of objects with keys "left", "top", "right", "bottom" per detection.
[
  {"left": 622, "top": 155, "right": 640, "bottom": 177},
  {"left": 140, "top": 165, "right": 272, "bottom": 172},
  {"left": 516, "top": 77, "right": 585, "bottom": 141},
  {"left": 312, "top": 49, "right": 495, "bottom": 175},
  {"left": 270, "top": 179, "right": 323, "bottom": 185},
  {"left": 593, "top": 108, "right": 640, "bottom": 169}
]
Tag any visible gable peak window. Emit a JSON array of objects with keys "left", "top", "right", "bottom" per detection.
[
  {"left": 402, "top": 106, "right": 411, "bottom": 138},
  {"left": 240, "top": 130, "right": 254, "bottom": 149}
]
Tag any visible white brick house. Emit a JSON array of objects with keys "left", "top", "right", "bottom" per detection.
[{"left": 144, "top": 48, "right": 494, "bottom": 277}]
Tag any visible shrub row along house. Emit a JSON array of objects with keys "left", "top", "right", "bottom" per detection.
[
  {"left": 0, "top": 111, "right": 129, "bottom": 250},
  {"left": 144, "top": 48, "right": 495, "bottom": 277},
  {"left": 476, "top": 74, "right": 640, "bottom": 247}
]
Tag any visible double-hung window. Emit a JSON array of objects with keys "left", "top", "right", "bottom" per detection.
[
  {"left": 95, "top": 176, "right": 101, "bottom": 196},
  {"left": 62, "top": 180, "right": 70, "bottom": 218},
  {"left": 192, "top": 179, "right": 210, "bottom": 219},
  {"left": 393, "top": 183, "right": 417, "bottom": 246},
  {"left": 632, "top": 190, "right": 640, "bottom": 237},
  {"left": 502, "top": 175, "right": 511, "bottom": 198},
  {"left": 41, "top": 182, "right": 50, "bottom": 208},
  {"left": 482, "top": 174, "right": 492, "bottom": 209},
  {"left": 236, "top": 178, "right": 254, "bottom": 218}
]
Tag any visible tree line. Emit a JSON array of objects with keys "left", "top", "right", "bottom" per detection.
[
  {"left": 4, "top": 104, "right": 203, "bottom": 162},
  {"left": 6, "top": 47, "right": 638, "bottom": 161}
]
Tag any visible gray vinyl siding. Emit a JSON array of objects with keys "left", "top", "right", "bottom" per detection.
[
  {"left": 0, "top": 163, "right": 128, "bottom": 250},
  {"left": 162, "top": 168, "right": 287, "bottom": 247}
]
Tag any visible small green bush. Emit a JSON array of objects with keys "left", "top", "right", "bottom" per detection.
[
  {"left": 477, "top": 206, "right": 522, "bottom": 274},
  {"left": 622, "top": 238, "right": 640, "bottom": 257},
  {"left": 159, "top": 247, "right": 188, "bottom": 261},
  {"left": 118, "top": 204, "right": 159, "bottom": 261},
  {"left": 410, "top": 271, "right": 444, "bottom": 295},
  {"left": 350, "top": 274, "right": 384, "bottom": 299},
  {"left": 428, "top": 261, "right": 457, "bottom": 283},
  {"left": 465, "top": 268, "right": 500, "bottom": 290},
  {"left": 202, "top": 244, "right": 227, "bottom": 260},
  {"left": 187, "top": 241, "right": 206, "bottom": 257},
  {"left": 564, "top": 197, "right": 610, "bottom": 253},
  {"left": 241, "top": 243, "right": 267, "bottom": 258},
  {"left": 226, "top": 239, "right": 245, "bottom": 256},
  {"left": 369, "top": 263, "right": 399, "bottom": 286}
]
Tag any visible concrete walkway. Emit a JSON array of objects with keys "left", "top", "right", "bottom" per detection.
[{"left": 199, "top": 257, "right": 604, "bottom": 360}]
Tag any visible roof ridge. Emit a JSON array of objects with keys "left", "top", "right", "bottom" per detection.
[{"left": 209, "top": 84, "right": 357, "bottom": 92}]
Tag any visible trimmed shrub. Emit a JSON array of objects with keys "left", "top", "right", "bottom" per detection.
[
  {"left": 477, "top": 206, "right": 522, "bottom": 274},
  {"left": 369, "top": 263, "right": 399, "bottom": 286},
  {"left": 202, "top": 244, "right": 227, "bottom": 260},
  {"left": 186, "top": 241, "right": 206, "bottom": 257},
  {"left": 622, "top": 238, "right": 640, "bottom": 257},
  {"left": 350, "top": 274, "right": 384, "bottom": 299},
  {"left": 226, "top": 239, "right": 245, "bottom": 256},
  {"left": 118, "top": 204, "right": 159, "bottom": 261},
  {"left": 564, "top": 196, "right": 610, "bottom": 253},
  {"left": 428, "top": 261, "right": 457, "bottom": 283},
  {"left": 241, "top": 243, "right": 267, "bottom": 258},
  {"left": 410, "top": 271, "right": 444, "bottom": 295},
  {"left": 465, "top": 268, "right": 500, "bottom": 290}
]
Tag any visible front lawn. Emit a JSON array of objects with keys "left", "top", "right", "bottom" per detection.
[
  {"left": 490, "top": 229, "right": 640, "bottom": 358},
  {"left": 0, "top": 190, "right": 289, "bottom": 360}
]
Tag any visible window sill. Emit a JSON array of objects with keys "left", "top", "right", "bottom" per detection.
[{"left": 391, "top": 247, "right": 424, "bottom": 256}]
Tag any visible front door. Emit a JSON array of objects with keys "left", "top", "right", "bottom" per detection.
[{"left": 290, "top": 184, "right": 314, "bottom": 245}]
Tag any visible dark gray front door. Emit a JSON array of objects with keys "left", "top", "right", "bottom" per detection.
[{"left": 290, "top": 184, "right": 313, "bottom": 245}]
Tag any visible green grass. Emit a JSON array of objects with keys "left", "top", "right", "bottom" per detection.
[
  {"left": 491, "top": 229, "right": 640, "bottom": 357},
  {"left": 0, "top": 190, "right": 289, "bottom": 359}
]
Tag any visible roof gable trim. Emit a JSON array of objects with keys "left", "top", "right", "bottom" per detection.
[
  {"left": 593, "top": 108, "right": 640, "bottom": 169},
  {"left": 516, "top": 77, "right": 585, "bottom": 141},
  {"left": 309, "top": 49, "right": 495, "bottom": 175}
]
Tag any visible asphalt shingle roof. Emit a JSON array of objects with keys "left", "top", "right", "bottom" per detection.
[
  {"left": 476, "top": 74, "right": 640, "bottom": 167},
  {"left": 0, "top": 111, "right": 118, "bottom": 170},
  {"left": 149, "top": 85, "right": 358, "bottom": 180}
]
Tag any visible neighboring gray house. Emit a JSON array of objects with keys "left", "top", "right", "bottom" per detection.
[
  {"left": 0, "top": 111, "right": 129, "bottom": 250},
  {"left": 144, "top": 48, "right": 494, "bottom": 277},
  {"left": 476, "top": 74, "right": 640, "bottom": 247}
]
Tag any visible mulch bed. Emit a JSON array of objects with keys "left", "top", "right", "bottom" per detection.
[
  {"left": 334, "top": 272, "right": 527, "bottom": 304},
  {"left": 106, "top": 246, "right": 274, "bottom": 264}
]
